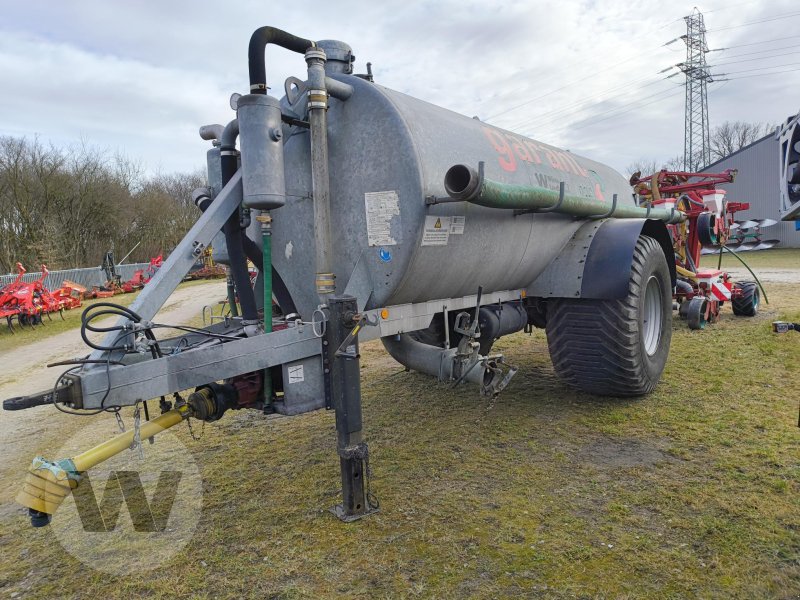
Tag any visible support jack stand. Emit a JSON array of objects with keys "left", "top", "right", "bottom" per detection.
[{"left": 325, "top": 296, "right": 379, "bottom": 522}]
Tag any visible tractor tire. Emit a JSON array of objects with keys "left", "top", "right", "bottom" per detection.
[
  {"left": 545, "top": 235, "right": 672, "bottom": 397},
  {"left": 732, "top": 281, "right": 759, "bottom": 317},
  {"left": 687, "top": 297, "right": 708, "bottom": 330}
]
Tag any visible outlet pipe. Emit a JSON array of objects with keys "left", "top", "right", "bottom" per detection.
[
  {"left": 382, "top": 334, "right": 489, "bottom": 386},
  {"left": 444, "top": 164, "right": 685, "bottom": 224}
]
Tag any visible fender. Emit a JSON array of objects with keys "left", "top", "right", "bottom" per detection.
[{"left": 527, "top": 218, "right": 675, "bottom": 300}]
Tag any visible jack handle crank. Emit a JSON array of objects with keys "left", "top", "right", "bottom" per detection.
[{"left": 334, "top": 312, "right": 379, "bottom": 358}]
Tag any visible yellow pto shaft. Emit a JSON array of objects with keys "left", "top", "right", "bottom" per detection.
[{"left": 17, "top": 405, "right": 191, "bottom": 518}]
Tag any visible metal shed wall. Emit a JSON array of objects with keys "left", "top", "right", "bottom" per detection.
[
  {"left": 704, "top": 133, "right": 800, "bottom": 248},
  {"left": 0, "top": 263, "right": 150, "bottom": 289}
]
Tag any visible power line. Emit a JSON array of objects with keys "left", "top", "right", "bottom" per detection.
[
  {"left": 717, "top": 42, "right": 800, "bottom": 60},
  {"left": 708, "top": 10, "right": 800, "bottom": 32},
  {"left": 711, "top": 49, "right": 800, "bottom": 67},
  {"left": 718, "top": 35, "right": 800, "bottom": 50},
  {"left": 718, "top": 34, "right": 800, "bottom": 50},
  {"left": 724, "top": 65, "right": 800, "bottom": 80},
  {"left": 482, "top": 44, "right": 669, "bottom": 122},
  {"left": 504, "top": 74, "right": 671, "bottom": 132},
  {"left": 545, "top": 86, "right": 688, "bottom": 137},
  {"left": 524, "top": 83, "right": 683, "bottom": 137},
  {"left": 721, "top": 61, "right": 800, "bottom": 76}
]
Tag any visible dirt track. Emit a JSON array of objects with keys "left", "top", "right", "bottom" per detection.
[
  {"left": 725, "top": 267, "right": 800, "bottom": 284},
  {"left": 0, "top": 280, "right": 226, "bottom": 508}
]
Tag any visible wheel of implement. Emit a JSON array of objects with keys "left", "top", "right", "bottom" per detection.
[
  {"left": 732, "top": 281, "right": 759, "bottom": 317},
  {"left": 697, "top": 212, "right": 718, "bottom": 246},
  {"left": 686, "top": 296, "right": 708, "bottom": 330},
  {"left": 545, "top": 235, "right": 672, "bottom": 396},
  {"left": 678, "top": 300, "right": 691, "bottom": 319}
]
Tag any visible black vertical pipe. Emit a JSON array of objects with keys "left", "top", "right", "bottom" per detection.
[{"left": 220, "top": 152, "right": 258, "bottom": 322}]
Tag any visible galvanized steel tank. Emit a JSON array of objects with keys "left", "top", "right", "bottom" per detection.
[{"left": 272, "top": 71, "right": 633, "bottom": 316}]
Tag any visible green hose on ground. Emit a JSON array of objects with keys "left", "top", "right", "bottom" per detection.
[{"left": 722, "top": 245, "right": 769, "bottom": 304}]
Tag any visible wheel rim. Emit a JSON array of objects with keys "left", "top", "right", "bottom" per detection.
[{"left": 643, "top": 276, "right": 663, "bottom": 356}]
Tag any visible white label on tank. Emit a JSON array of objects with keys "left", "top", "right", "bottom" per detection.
[
  {"left": 421, "top": 216, "right": 451, "bottom": 246},
  {"left": 364, "top": 191, "right": 400, "bottom": 246},
  {"left": 287, "top": 364, "right": 304, "bottom": 384},
  {"left": 285, "top": 240, "right": 293, "bottom": 260},
  {"left": 450, "top": 216, "right": 466, "bottom": 234}
]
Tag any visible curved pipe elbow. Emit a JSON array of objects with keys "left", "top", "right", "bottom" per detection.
[
  {"left": 199, "top": 124, "right": 225, "bottom": 142},
  {"left": 248, "top": 26, "right": 315, "bottom": 94},
  {"left": 220, "top": 119, "right": 240, "bottom": 151}
]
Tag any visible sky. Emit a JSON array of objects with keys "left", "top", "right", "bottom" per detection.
[{"left": 1, "top": 0, "right": 799, "bottom": 177}]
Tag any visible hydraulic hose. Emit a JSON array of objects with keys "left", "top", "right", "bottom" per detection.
[
  {"left": 721, "top": 245, "right": 769, "bottom": 304},
  {"left": 248, "top": 27, "right": 314, "bottom": 94}
]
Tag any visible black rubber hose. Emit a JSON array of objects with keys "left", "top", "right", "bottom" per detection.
[
  {"left": 240, "top": 236, "right": 298, "bottom": 315},
  {"left": 196, "top": 181, "right": 297, "bottom": 316},
  {"left": 675, "top": 279, "right": 694, "bottom": 295},
  {"left": 248, "top": 27, "right": 314, "bottom": 95},
  {"left": 221, "top": 154, "right": 258, "bottom": 321}
]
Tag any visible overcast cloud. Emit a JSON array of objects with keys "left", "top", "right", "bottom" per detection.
[{"left": 2, "top": 0, "right": 798, "bottom": 175}]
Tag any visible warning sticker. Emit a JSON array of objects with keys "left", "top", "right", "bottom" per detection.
[
  {"left": 365, "top": 191, "right": 401, "bottom": 246},
  {"left": 421, "top": 215, "right": 451, "bottom": 246},
  {"left": 287, "top": 364, "right": 305, "bottom": 384},
  {"left": 450, "top": 216, "right": 466, "bottom": 234}
]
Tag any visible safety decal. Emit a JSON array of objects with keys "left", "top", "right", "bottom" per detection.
[{"left": 365, "top": 190, "right": 401, "bottom": 246}]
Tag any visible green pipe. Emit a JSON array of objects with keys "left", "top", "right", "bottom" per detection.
[
  {"left": 259, "top": 212, "right": 273, "bottom": 408},
  {"left": 721, "top": 245, "right": 769, "bottom": 304},
  {"left": 443, "top": 164, "right": 685, "bottom": 224}
]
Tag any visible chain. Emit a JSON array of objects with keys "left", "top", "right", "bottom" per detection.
[
  {"left": 186, "top": 416, "right": 205, "bottom": 441},
  {"left": 114, "top": 410, "right": 126, "bottom": 433},
  {"left": 130, "top": 402, "right": 144, "bottom": 460},
  {"left": 364, "top": 449, "right": 379, "bottom": 510}
]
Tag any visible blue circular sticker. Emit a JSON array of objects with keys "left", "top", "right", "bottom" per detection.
[{"left": 378, "top": 247, "right": 392, "bottom": 262}]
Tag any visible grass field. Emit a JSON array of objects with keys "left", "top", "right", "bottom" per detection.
[
  {"left": 0, "top": 257, "right": 798, "bottom": 598},
  {"left": 700, "top": 247, "right": 800, "bottom": 270}
]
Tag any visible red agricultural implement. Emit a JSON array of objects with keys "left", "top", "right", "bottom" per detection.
[
  {"left": 0, "top": 263, "right": 27, "bottom": 333},
  {"left": 0, "top": 264, "right": 66, "bottom": 332},
  {"left": 121, "top": 255, "right": 163, "bottom": 293},
  {"left": 51, "top": 280, "right": 85, "bottom": 310},
  {"left": 630, "top": 169, "right": 765, "bottom": 329}
]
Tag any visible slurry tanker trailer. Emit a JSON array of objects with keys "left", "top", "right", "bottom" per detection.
[{"left": 5, "top": 27, "right": 681, "bottom": 524}]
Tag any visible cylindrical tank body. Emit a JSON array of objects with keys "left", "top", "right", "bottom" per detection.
[{"left": 272, "top": 75, "right": 633, "bottom": 317}]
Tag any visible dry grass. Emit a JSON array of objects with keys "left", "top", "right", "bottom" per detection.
[{"left": 0, "top": 266, "right": 798, "bottom": 598}]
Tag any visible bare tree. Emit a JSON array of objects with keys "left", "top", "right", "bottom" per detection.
[
  {"left": 625, "top": 155, "right": 684, "bottom": 178},
  {"left": 710, "top": 121, "right": 774, "bottom": 161},
  {"left": 0, "top": 135, "right": 204, "bottom": 274}
]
